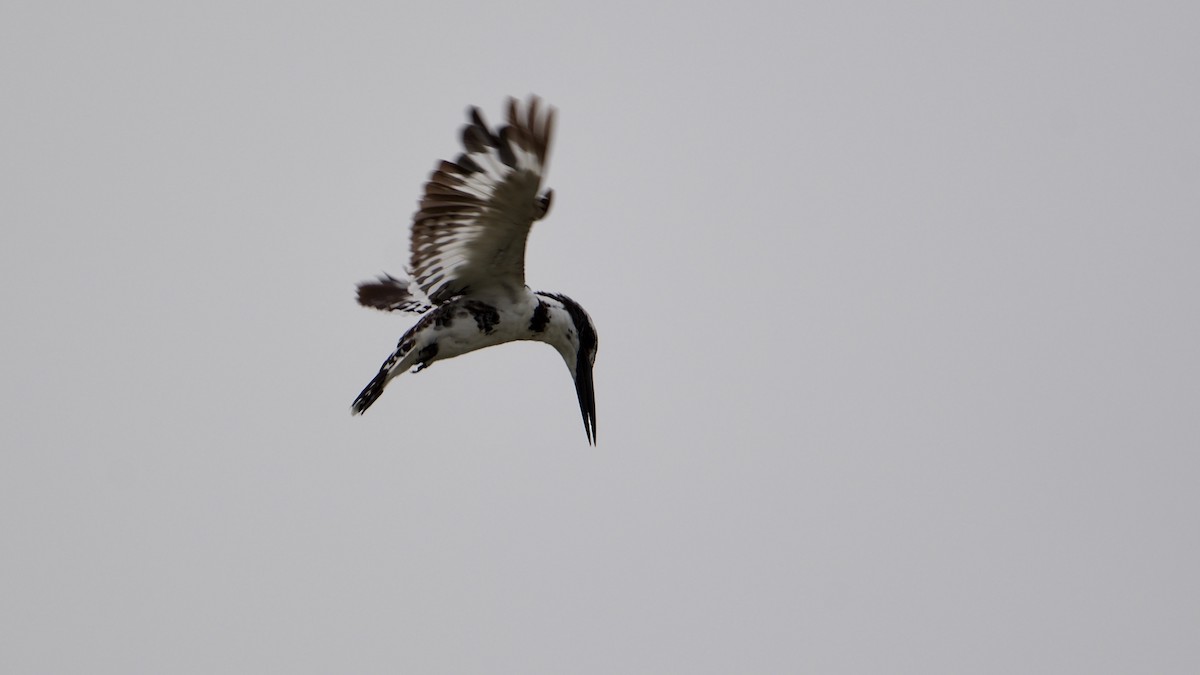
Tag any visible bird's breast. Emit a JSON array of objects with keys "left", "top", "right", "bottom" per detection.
[{"left": 414, "top": 294, "right": 539, "bottom": 362}]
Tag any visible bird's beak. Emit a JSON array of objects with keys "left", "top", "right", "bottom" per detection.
[{"left": 574, "top": 361, "right": 596, "bottom": 445}]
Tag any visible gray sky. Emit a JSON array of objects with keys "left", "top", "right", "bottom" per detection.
[{"left": 3, "top": 1, "right": 1198, "bottom": 673}]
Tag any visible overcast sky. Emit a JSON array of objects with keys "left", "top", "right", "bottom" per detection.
[{"left": 3, "top": 1, "right": 1198, "bottom": 673}]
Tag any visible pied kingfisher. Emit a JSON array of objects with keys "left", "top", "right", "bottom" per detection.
[{"left": 351, "top": 96, "right": 598, "bottom": 444}]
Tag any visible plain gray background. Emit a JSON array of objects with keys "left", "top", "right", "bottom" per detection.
[{"left": 3, "top": 1, "right": 1198, "bottom": 673}]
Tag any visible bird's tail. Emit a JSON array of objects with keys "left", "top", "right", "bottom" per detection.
[
  {"left": 351, "top": 343, "right": 415, "bottom": 415},
  {"left": 351, "top": 369, "right": 390, "bottom": 415}
]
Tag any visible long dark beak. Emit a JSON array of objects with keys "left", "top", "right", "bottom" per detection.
[{"left": 574, "top": 361, "right": 596, "bottom": 445}]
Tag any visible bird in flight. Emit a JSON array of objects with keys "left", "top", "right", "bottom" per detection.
[{"left": 351, "top": 96, "right": 598, "bottom": 444}]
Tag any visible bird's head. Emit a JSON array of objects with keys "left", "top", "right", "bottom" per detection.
[{"left": 538, "top": 293, "right": 598, "bottom": 445}]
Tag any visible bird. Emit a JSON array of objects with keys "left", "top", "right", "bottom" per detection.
[{"left": 350, "top": 96, "right": 598, "bottom": 445}]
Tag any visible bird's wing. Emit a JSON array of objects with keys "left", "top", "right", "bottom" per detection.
[
  {"left": 356, "top": 274, "right": 432, "bottom": 314},
  {"left": 410, "top": 96, "right": 555, "bottom": 304}
]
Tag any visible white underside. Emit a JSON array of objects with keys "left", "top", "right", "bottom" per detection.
[{"left": 384, "top": 288, "right": 550, "bottom": 384}]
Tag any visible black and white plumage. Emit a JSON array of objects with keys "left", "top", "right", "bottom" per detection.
[{"left": 351, "top": 96, "right": 598, "bottom": 445}]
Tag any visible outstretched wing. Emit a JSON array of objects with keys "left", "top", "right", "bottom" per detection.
[
  {"left": 356, "top": 274, "right": 432, "bottom": 314},
  {"left": 410, "top": 96, "right": 555, "bottom": 304}
]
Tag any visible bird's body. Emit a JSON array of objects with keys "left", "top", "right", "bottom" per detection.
[{"left": 351, "top": 96, "right": 598, "bottom": 444}]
